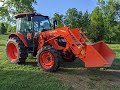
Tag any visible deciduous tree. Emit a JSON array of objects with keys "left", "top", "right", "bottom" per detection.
[{"left": 0, "top": 0, "right": 37, "bottom": 23}]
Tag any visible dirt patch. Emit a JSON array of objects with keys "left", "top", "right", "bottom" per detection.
[
  {"left": 55, "top": 68, "right": 89, "bottom": 90},
  {"left": 54, "top": 67, "right": 120, "bottom": 90}
]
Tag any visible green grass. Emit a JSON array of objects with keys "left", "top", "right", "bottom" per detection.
[
  {"left": 0, "top": 35, "right": 72, "bottom": 90},
  {"left": 0, "top": 35, "right": 120, "bottom": 90}
]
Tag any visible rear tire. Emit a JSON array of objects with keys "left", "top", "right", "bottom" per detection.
[
  {"left": 37, "top": 45, "right": 60, "bottom": 72},
  {"left": 62, "top": 51, "right": 76, "bottom": 62},
  {"left": 6, "top": 37, "right": 27, "bottom": 64}
]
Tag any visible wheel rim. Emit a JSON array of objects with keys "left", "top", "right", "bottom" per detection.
[
  {"left": 7, "top": 42, "right": 18, "bottom": 61},
  {"left": 40, "top": 51, "right": 54, "bottom": 69}
]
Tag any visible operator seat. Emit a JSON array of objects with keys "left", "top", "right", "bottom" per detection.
[{"left": 27, "top": 29, "right": 32, "bottom": 40}]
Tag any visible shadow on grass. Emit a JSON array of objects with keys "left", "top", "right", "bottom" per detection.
[
  {"left": 24, "top": 58, "right": 120, "bottom": 75},
  {"left": 24, "top": 58, "right": 84, "bottom": 69},
  {"left": 57, "top": 66, "right": 120, "bottom": 82},
  {"left": 22, "top": 57, "right": 120, "bottom": 83},
  {"left": 56, "top": 58, "right": 120, "bottom": 82},
  {"left": 60, "top": 58, "right": 84, "bottom": 68},
  {"left": 24, "top": 62, "right": 37, "bottom": 67},
  {"left": 110, "top": 58, "right": 120, "bottom": 70}
]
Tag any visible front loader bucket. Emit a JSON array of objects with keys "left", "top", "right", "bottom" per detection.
[{"left": 84, "top": 41, "right": 115, "bottom": 68}]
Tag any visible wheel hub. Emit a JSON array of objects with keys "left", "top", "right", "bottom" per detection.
[
  {"left": 7, "top": 42, "right": 18, "bottom": 61},
  {"left": 40, "top": 51, "right": 54, "bottom": 69}
]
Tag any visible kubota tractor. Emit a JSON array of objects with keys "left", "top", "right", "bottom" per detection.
[{"left": 6, "top": 12, "right": 115, "bottom": 72}]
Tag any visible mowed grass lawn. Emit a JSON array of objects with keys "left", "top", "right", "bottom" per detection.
[{"left": 0, "top": 35, "right": 120, "bottom": 90}]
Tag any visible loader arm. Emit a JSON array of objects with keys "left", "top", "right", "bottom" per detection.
[
  {"left": 38, "top": 27, "right": 115, "bottom": 68},
  {"left": 38, "top": 27, "right": 86, "bottom": 56}
]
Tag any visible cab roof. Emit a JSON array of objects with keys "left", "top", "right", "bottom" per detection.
[{"left": 15, "top": 12, "right": 48, "bottom": 19}]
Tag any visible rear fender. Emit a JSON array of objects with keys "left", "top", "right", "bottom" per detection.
[{"left": 9, "top": 32, "right": 28, "bottom": 47}]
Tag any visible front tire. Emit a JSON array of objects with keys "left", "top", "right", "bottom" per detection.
[
  {"left": 37, "top": 46, "right": 60, "bottom": 72},
  {"left": 6, "top": 37, "right": 27, "bottom": 64}
]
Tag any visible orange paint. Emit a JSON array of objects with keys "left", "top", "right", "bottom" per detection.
[
  {"left": 37, "top": 27, "right": 115, "bottom": 67},
  {"left": 9, "top": 32, "right": 28, "bottom": 47}
]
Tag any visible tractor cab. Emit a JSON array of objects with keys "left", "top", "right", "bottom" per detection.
[{"left": 15, "top": 12, "right": 51, "bottom": 53}]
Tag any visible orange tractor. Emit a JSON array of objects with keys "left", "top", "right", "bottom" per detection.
[{"left": 6, "top": 12, "right": 115, "bottom": 72}]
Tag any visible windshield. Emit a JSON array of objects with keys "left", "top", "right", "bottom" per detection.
[
  {"left": 32, "top": 16, "right": 51, "bottom": 34},
  {"left": 16, "top": 15, "right": 51, "bottom": 36}
]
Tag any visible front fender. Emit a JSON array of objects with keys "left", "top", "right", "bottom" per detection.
[{"left": 9, "top": 32, "right": 28, "bottom": 47}]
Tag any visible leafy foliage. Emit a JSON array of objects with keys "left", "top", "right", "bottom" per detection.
[
  {"left": 0, "top": 23, "right": 7, "bottom": 34},
  {"left": 54, "top": 0, "right": 120, "bottom": 43},
  {"left": 52, "top": 13, "right": 64, "bottom": 28},
  {"left": 64, "top": 8, "right": 79, "bottom": 28},
  {"left": 98, "top": 0, "right": 120, "bottom": 43},
  {"left": 0, "top": 0, "right": 37, "bottom": 23},
  {"left": 89, "top": 7, "right": 104, "bottom": 42},
  {"left": 82, "top": 11, "right": 90, "bottom": 31},
  {"left": 7, "top": 25, "right": 16, "bottom": 33},
  {"left": 0, "top": 0, "right": 120, "bottom": 43}
]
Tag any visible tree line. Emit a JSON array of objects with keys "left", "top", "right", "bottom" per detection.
[
  {"left": 0, "top": 0, "right": 120, "bottom": 43},
  {"left": 52, "top": 0, "right": 120, "bottom": 43}
]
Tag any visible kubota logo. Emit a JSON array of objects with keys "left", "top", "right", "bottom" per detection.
[
  {"left": 49, "top": 31, "right": 57, "bottom": 33},
  {"left": 60, "top": 30, "right": 66, "bottom": 32}
]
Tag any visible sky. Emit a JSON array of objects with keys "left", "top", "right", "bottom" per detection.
[
  {"left": 33, "top": 0, "right": 98, "bottom": 17},
  {"left": 0, "top": 0, "right": 98, "bottom": 17}
]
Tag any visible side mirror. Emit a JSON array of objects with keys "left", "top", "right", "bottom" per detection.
[
  {"left": 27, "top": 15, "right": 31, "bottom": 21},
  {"left": 53, "top": 19, "right": 57, "bottom": 29}
]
